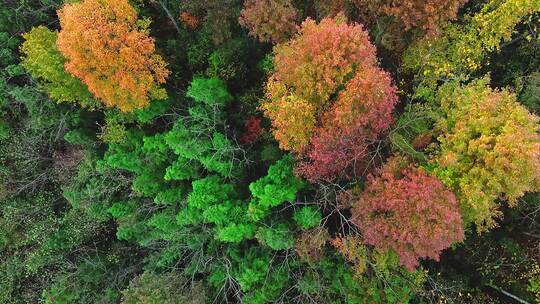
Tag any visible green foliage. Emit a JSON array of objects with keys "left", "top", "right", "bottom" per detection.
[
  {"left": 187, "top": 32, "right": 212, "bottom": 72},
  {"left": 2, "top": 1, "right": 540, "bottom": 303},
  {"left": 42, "top": 256, "right": 123, "bottom": 304},
  {"left": 187, "top": 76, "right": 233, "bottom": 106},
  {"left": 258, "top": 53, "right": 274, "bottom": 75},
  {"left": 20, "top": 26, "right": 97, "bottom": 108},
  {"left": 121, "top": 272, "right": 207, "bottom": 304},
  {"left": 520, "top": 72, "right": 540, "bottom": 114},
  {"left": 165, "top": 123, "right": 239, "bottom": 177},
  {"left": 164, "top": 77, "right": 242, "bottom": 178},
  {"left": 206, "top": 39, "right": 249, "bottom": 84},
  {"left": 365, "top": 250, "right": 427, "bottom": 303},
  {"left": 249, "top": 155, "right": 305, "bottom": 220},
  {"left": 389, "top": 103, "right": 436, "bottom": 162},
  {"left": 133, "top": 99, "right": 171, "bottom": 124},
  {"left": 99, "top": 121, "right": 128, "bottom": 144},
  {"left": 293, "top": 206, "right": 322, "bottom": 229},
  {"left": 242, "top": 267, "right": 289, "bottom": 304},
  {"left": 0, "top": 117, "right": 10, "bottom": 140},
  {"left": 63, "top": 128, "right": 94, "bottom": 146},
  {"left": 64, "top": 156, "right": 126, "bottom": 219},
  {"left": 256, "top": 223, "right": 295, "bottom": 250},
  {"left": 0, "top": 188, "right": 119, "bottom": 303},
  {"left": 0, "top": 32, "right": 18, "bottom": 68},
  {"left": 297, "top": 255, "right": 368, "bottom": 303},
  {"left": 226, "top": 246, "right": 290, "bottom": 302},
  {"left": 178, "top": 175, "right": 255, "bottom": 243},
  {"left": 529, "top": 277, "right": 540, "bottom": 303}
]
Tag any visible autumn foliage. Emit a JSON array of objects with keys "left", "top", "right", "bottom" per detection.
[
  {"left": 265, "top": 15, "right": 377, "bottom": 119},
  {"left": 353, "top": 0, "right": 468, "bottom": 35},
  {"left": 262, "top": 15, "right": 397, "bottom": 181},
  {"left": 297, "top": 66, "right": 398, "bottom": 181},
  {"left": 403, "top": 0, "right": 540, "bottom": 87},
  {"left": 179, "top": 11, "right": 200, "bottom": 29},
  {"left": 239, "top": 0, "right": 298, "bottom": 44},
  {"left": 351, "top": 156, "right": 464, "bottom": 270},
  {"left": 314, "top": 0, "right": 347, "bottom": 17},
  {"left": 240, "top": 116, "right": 263, "bottom": 144},
  {"left": 295, "top": 227, "right": 329, "bottom": 262},
  {"left": 6, "top": 0, "right": 540, "bottom": 302},
  {"left": 56, "top": 0, "right": 170, "bottom": 112},
  {"left": 331, "top": 235, "right": 369, "bottom": 275},
  {"left": 434, "top": 79, "right": 540, "bottom": 232},
  {"left": 262, "top": 95, "right": 316, "bottom": 152}
]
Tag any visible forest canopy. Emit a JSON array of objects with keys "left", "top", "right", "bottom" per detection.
[{"left": 1, "top": 0, "right": 540, "bottom": 303}]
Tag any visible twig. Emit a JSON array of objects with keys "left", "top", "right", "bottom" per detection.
[
  {"left": 154, "top": 0, "right": 181, "bottom": 34},
  {"left": 485, "top": 284, "right": 531, "bottom": 304},
  {"left": 522, "top": 232, "right": 540, "bottom": 239}
]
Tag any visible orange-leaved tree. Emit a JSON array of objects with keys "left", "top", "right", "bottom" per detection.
[
  {"left": 262, "top": 14, "right": 377, "bottom": 152},
  {"left": 262, "top": 14, "right": 397, "bottom": 181},
  {"left": 56, "top": 0, "right": 170, "bottom": 112}
]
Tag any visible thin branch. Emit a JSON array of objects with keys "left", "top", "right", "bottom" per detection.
[
  {"left": 153, "top": 0, "right": 181, "bottom": 34},
  {"left": 486, "top": 284, "right": 531, "bottom": 304}
]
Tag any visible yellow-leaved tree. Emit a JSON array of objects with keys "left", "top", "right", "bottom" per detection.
[
  {"left": 403, "top": 0, "right": 540, "bottom": 89},
  {"left": 433, "top": 78, "right": 540, "bottom": 232}
]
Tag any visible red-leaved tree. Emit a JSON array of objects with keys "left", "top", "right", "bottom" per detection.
[
  {"left": 351, "top": 156, "right": 464, "bottom": 270},
  {"left": 240, "top": 116, "right": 263, "bottom": 144},
  {"left": 296, "top": 65, "right": 398, "bottom": 181}
]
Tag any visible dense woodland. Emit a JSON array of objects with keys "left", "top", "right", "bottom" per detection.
[{"left": 1, "top": 0, "right": 540, "bottom": 303}]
